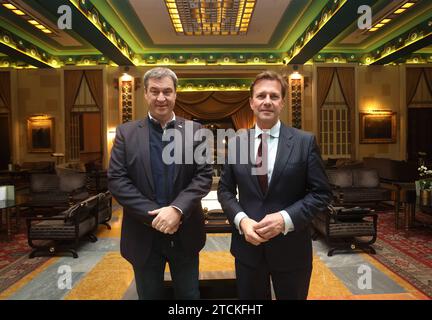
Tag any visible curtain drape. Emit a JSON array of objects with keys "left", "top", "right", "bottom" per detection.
[
  {"left": 64, "top": 70, "right": 85, "bottom": 161},
  {"left": 231, "top": 105, "right": 255, "bottom": 130},
  {"left": 174, "top": 91, "right": 254, "bottom": 129},
  {"left": 0, "top": 71, "right": 11, "bottom": 110},
  {"left": 64, "top": 70, "right": 84, "bottom": 114},
  {"left": 423, "top": 68, "right": 432, "bottom": 97},
  {"left": 175, "top": 91, "right": 250, "bottom": 120},
  {"left": 174, "top": 106, "right": 193, "bottom": 120},
  {"left": 84, "top": 70, "right": 103, "bottom": 110},
  {"left": 336, "top": 68, "right": 355, "bottom": 110},
  {"left": 336, "top": 68, "right": 355, "bottom": 156},
  {"left": 317, "top": 67, "right": 336, "bottom": 109},
  {"left": 406, "top": 68, "right": 423, "bottom": 105}
]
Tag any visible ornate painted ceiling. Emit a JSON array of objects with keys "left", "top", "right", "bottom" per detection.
[{"left": 0, "top": 0, "right": 431, "bottom": 68}]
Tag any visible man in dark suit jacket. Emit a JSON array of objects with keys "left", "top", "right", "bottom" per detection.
[
  {"left": 108, "top": 67, "right": 213, "bottom": 299},
  {"left": 218, "top": 71, "right": 332, "bottom": 300}
]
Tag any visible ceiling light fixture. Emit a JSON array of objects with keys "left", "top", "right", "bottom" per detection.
[
  {"left": 368, "top": 1, "right": 417, "bottom": 32},
  {"left": 402, "top": 2, "right": 414, "bottom": 8},
  {"left": 2, "top": 1, "right": 54, "bottom": 35},
  {"left": 2, "top": 3, "right": 16, "bottom": 10},
  {"left": 12, "top": 9, "right": 25, "bottom": 15},
  {"left": 164, "top": 0, "right": 256, "bottom": 36}
]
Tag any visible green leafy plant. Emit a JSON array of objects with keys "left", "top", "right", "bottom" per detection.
[{"left": 418, "top": 165, "right": 432, "bottom": 190}]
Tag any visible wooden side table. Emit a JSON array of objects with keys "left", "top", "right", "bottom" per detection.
[
  {"left": 0, "top": 199, "right": 22, "bottom": 241},
  {"left": 395, "top": 189, "right": 416, "bottom": 230}
]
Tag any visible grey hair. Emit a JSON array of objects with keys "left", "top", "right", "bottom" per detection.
[{"left": 143, "top": 67, "right": 178, "bottom": 91}]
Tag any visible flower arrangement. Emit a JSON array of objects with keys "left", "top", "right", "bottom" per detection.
[{"left": 418, "top": 165, "right": 432, "bottom": 190}]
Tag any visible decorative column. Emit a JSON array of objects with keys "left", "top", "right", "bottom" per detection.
[
  {"left": 288, "top": 67, "right": 304, "bottom": 129},
  {"left": 118, "top": 73, "right": 135, "bottom": 123}
]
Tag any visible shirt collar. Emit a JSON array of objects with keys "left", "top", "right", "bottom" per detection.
[
  {"left": 148, "top": 112, "right": 176, "bottom": 129},
  {"left": 254, "top": 120, "right": 281, "bottom": 139}
]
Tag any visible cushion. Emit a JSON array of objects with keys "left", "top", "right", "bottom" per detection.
[
  {"left": 326, "top": 158, "right": 337, "bottom": 167},
  {"left": 353, "top": 169, "right": 379, "bottom": 188},
  {"left": 30, "top": 174, "right": 59, "bottom": 193},
  {"left": 21, "top": 161, "right": 55, "bottom": 173},
  {"left": 326, "top": 169, "right": 353, "bottom": 188},
  {"left": 58, "top": 172, "right": 86, "bottom": 192}
]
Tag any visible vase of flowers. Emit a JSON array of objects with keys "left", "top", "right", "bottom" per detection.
[{"left": 418, "top": 165, "right": 432, "bottom": 213}]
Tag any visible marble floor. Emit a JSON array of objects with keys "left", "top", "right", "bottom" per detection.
[{"left": 0, "top": 206, "right": 429, "bottom": 300}]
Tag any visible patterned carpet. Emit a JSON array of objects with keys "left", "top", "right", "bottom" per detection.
[
  {"left": 370, "top": 210, "right": 432, "bottom": 298},
  {"left": 0, "top": 228, "right": 49, "bottom": 293},
  {"left": 1, "top": 208, "right": 431, "bottom": 298}
]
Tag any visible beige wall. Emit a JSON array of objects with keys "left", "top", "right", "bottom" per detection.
[
  {"left": 105, "top": 65, "right": 289, "bottom": 166},
  {"left": 12, "top": 68, "right": 64, "bottom": 164},
  {"left": 9, "top": 63, "right": 430, "bottom": 168},
  {"left": 357, "top": 65, "right": 405, "bottom": 160}
]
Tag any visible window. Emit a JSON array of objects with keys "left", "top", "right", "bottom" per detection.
[{"left": 320, "top": 73, "right": 351, "bottom": 158}]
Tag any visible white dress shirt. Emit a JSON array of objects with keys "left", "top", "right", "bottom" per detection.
[
  {"left": 233, "top": 121, "right": 295, "bottom": 235},
  {"left": 148, "top": 112, "right": 175, "bottom": 130}
]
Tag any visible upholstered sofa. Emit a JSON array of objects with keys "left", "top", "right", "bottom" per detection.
[
  {"left": 363, "top": 157, "right": 418, "bottom": 184},
  {"left": 18, "top": 161, "right": 55, "bottom": 174},
  {"left": 326, "top": 168, "right": 391, "bottom": 207},
  {"left": 27, "top": 192, "right": 111, "bottom": 258}
]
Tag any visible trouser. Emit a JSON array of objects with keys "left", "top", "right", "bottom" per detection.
[
  {"left": 235, "top": 258, "right": 312, "bottom": 300},
  {"left": 133, "top": 233, "right": 200, "bottom": 300}
]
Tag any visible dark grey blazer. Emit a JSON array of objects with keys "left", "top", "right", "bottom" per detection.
[
  {"left": 217, "top": 123, "right": 332, "bottom": 271},
  {"left": 108, "top": 117, "right": 213, "bottom": 266}
]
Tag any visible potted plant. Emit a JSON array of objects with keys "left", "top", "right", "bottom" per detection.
[{"left": 418, "top": 165, "right": 432, "bottom": 213}]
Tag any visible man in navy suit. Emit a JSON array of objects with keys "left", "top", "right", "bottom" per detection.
[
  {"left": 218, "top": 71, "right": 332, "bottom": 299},
  {"left": 108, "top": 67, "right": 213, "bottom": 299}
]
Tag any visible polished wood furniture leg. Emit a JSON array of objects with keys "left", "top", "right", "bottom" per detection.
[
  {"left": 6, "top": 207, "right": 11, "bottom": 241},
  {"left": 404, "top": 204, "right": 410, "bottom": 230}
]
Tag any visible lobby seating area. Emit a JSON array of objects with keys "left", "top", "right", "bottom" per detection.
[
  {"left": 326, "top": 167, "right": 391, "bottom": 207},
  {"left": 27, "top": 191, "right": 112, "bottom": 258},
  {"left": 312, "top": 206, "right": 378, "bottom": 256},
  {"left": 0, "top": 0, "right": 432, "bottom": 301},
  {"left": 20, "top": 172, "right": 89, "bottom": 213}
]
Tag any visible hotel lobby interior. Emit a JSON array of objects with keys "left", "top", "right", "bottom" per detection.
[{"left": 0, "top": 0, "right": 431, "bottom": 300}]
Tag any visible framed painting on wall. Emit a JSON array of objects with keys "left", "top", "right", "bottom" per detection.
[
  {"left": 359, "top": 112, "right": 396, "bottom": 144},
  {"left": 27, "top": 116, "right": 55, "bottom": 152}
]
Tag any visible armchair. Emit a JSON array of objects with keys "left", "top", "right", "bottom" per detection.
[
  {"left": 20, "top": 173, "right": 89, "bottom": 214},
  {"left": 312, "top": 206, "right": 378, "bottom": 256},
  {"left": 97, "top": 191, "right": 112, "bottom": 229},
  {"left": 26, "top": 192, "right": 113, "bottom": 259},
  {"left": 27, "top": 193, "right": 103, "bottom": 258}
]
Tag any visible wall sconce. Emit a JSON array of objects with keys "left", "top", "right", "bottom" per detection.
[
  {"left": 29, "top": 114, "right": 50, "bottom": 120},
  {"left": 118, "top": 67, "right": 135, "bottom": 123},
  {"left": 114, "top": 66, "right": 141, "bottom": 90},
  {"left": 366, "top": 109, "right": 392, "bottom": 115},
  {"left": 120, "top": 72, "right": 133, "bottom": 82},
  {"left": 108, "top": 129, "right": 116, "bottom": 144},
  {"left": 290, "top": 65, "right": 302, "bottom": 80}
]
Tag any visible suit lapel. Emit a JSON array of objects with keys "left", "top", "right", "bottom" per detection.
[
  {"left": 137, "top": 119, "right": 155, "bottom": 192},
  {"left": 267, "top": 124, "right": 294, "bottom": 195},
  {"left": 242, "top": 129, "right": 263, "bottom": 197}
]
